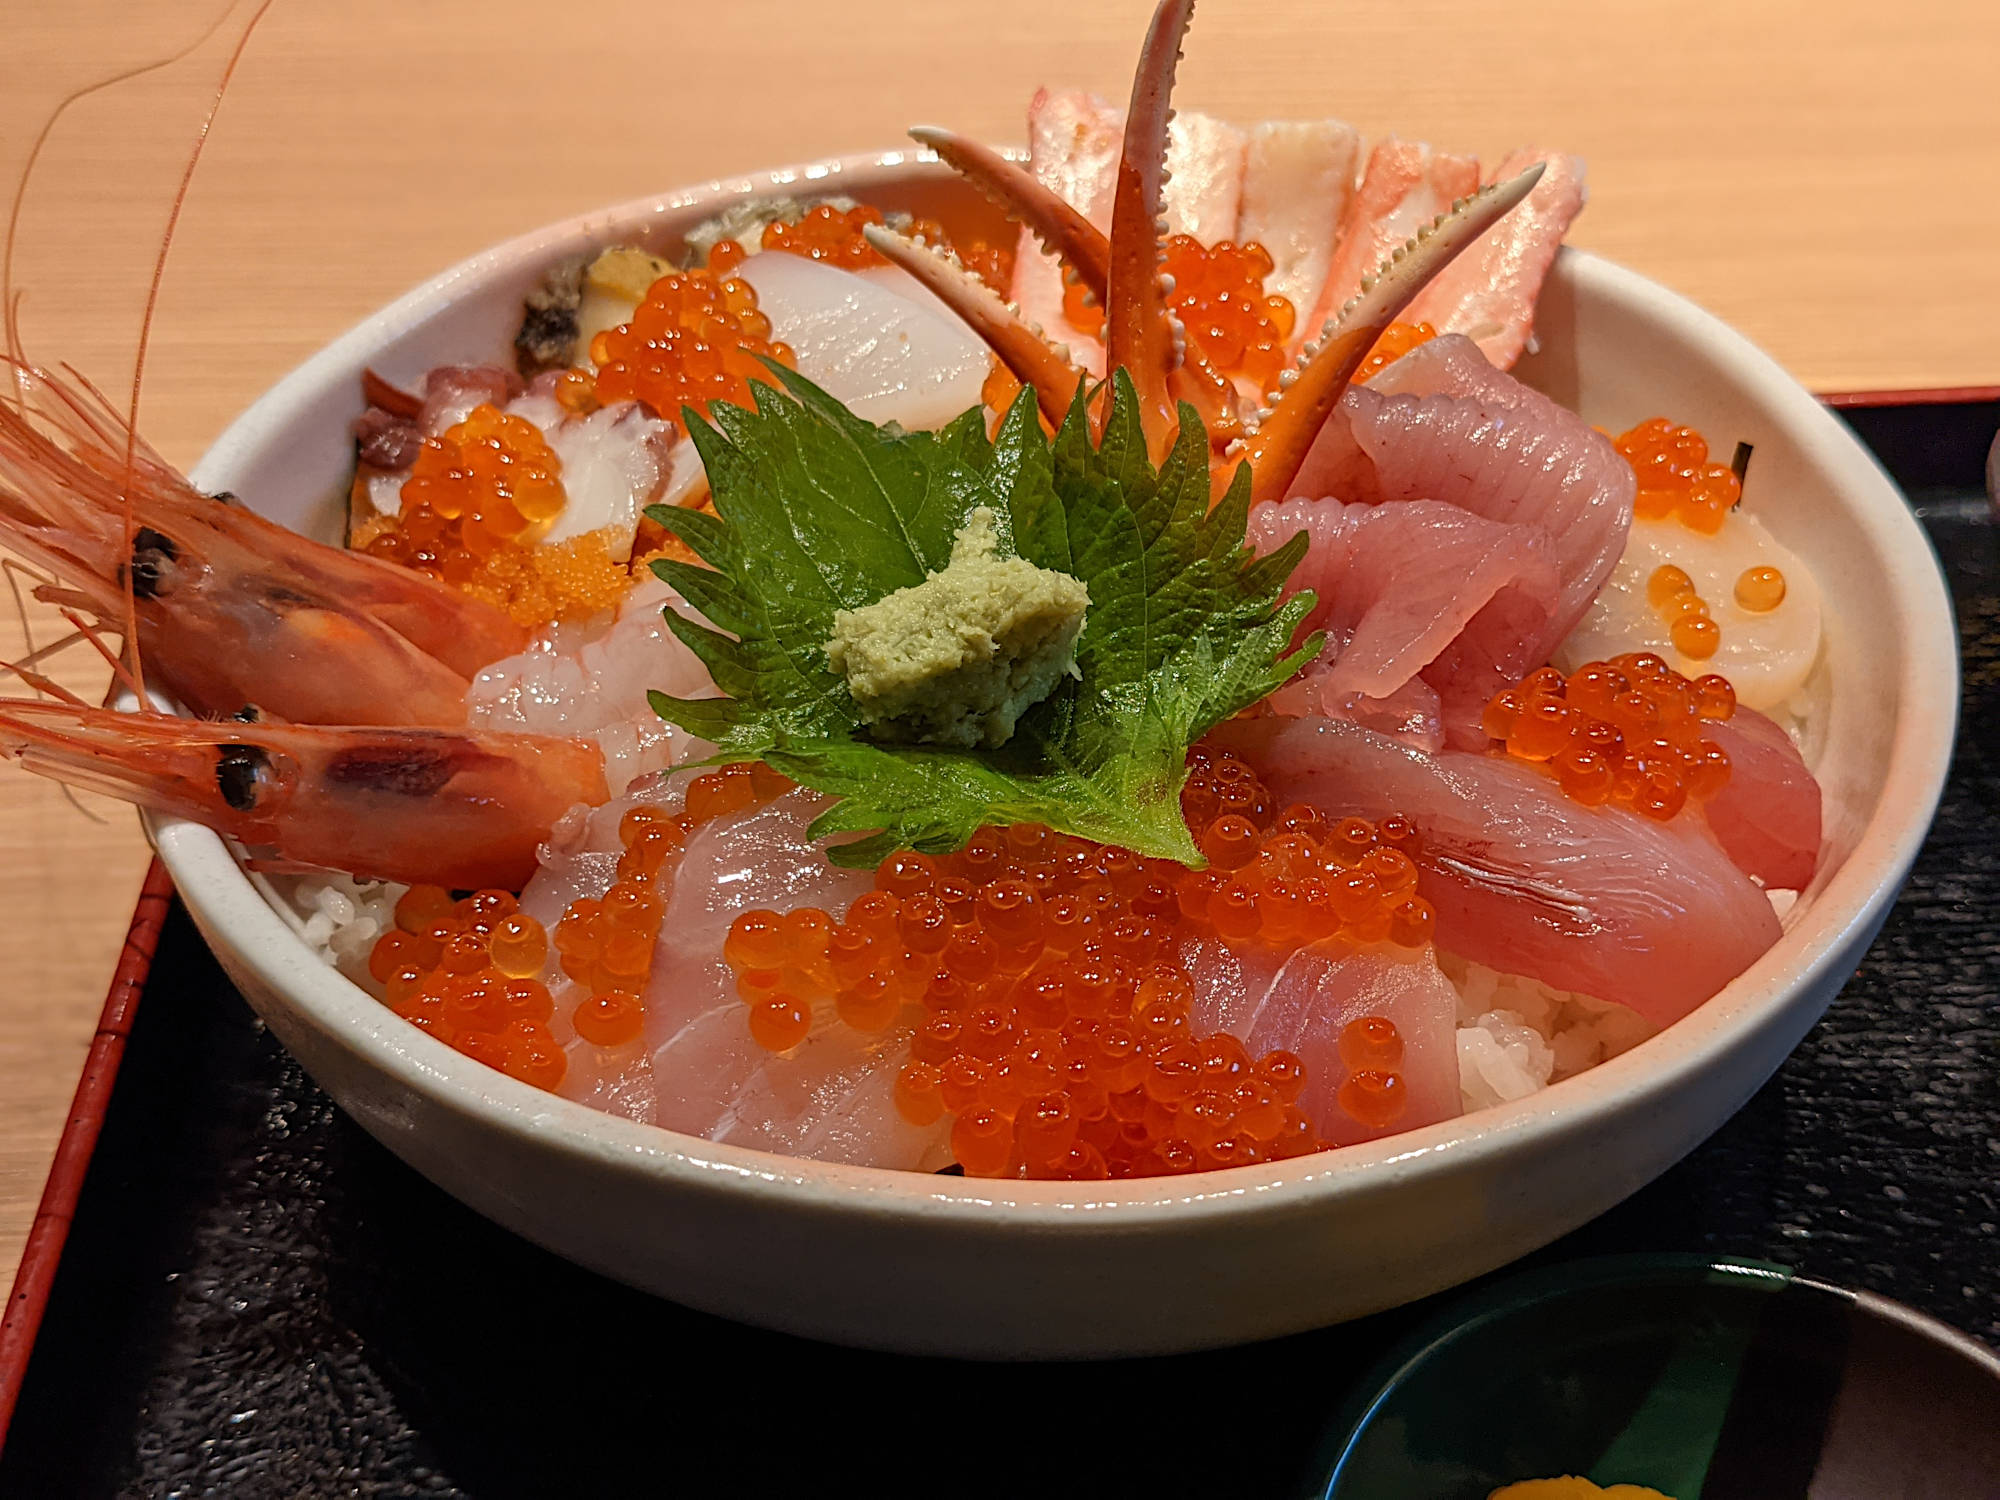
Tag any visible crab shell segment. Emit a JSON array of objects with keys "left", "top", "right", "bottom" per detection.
[{"left": 907, "top": 125, "right": 1110, "bottom": 301}]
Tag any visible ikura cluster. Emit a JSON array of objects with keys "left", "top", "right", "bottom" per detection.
[
  {"left": 715, "top": 206, "right": 1014, "bottom": 294},
  {"left": 1179, "top": 750, "right": 1437, "bottom": 952},
  {"left": 1614, "top": 417, "right": 1742, "bottom": 534},
  {"left": 1481, "top": 654, "right": 1738, "bottom": 820},
  {"left": 722, "top": 824, "right": 1334, "bottom": 1180},
  {"left": 551, "top": 761, "right": 798, "bottom": 1048},
  {"left": 1064, "top": 237, "right": 1296, "bottom": 397},
  {"left": 1646, "top": 564, "right": 1721, "bottom": 661},
  {"left": 1353, "top": 321, "right": 1439, "bottom": 383},
  {"left": 366, "top": 887, "right": 564, "bottom": 1090},
  {"left": 362, "top": 403, "right": 631, "bottom": 626},
  {"left": 589, "top": 262, "right": 795, "bottom": 422}
]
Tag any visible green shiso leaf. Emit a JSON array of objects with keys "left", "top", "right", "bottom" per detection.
[{"left": 645, "top": 362, "right": 1320, "bottom": 868}]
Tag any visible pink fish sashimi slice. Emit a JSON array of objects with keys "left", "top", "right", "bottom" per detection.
[
  {"left": 1208, "top": 715, "right": 1783, "bottom": 1028},
  {"left": 522, "top": 778, "right": 950, "bottom": 1169},
  {"left": 1699, "top": 708, "right": 1823, "bottom": 890},
  {"left": 1290, "top": 335, "right": 1634, "bottom": 743},
  {"left": 1301, "top": 139, "right": 1479, "bottom": 351},
  {"left": 1404, "top": 149, "right": 1587, "bottom": 370},
  {"left": 1181, "top": 931, "right": 1462, "bottom": 1147},
  {"left": 1248, "top": 495, "right": 1560, "bottom": 750},
  {"left": 642, "top": 789, "right": 950, "bottom": 1168},
  {"left": 1009, "top": 88, "right": 1249, "bottom": 375},
  {"left": 1235, "top": 119, "right": 1361, "bottom": 324}
]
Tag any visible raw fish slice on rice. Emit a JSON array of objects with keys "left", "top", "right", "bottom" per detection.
[
  {"left": 1289, "top": 336, "right": 1634, "bottom": 743},
  {"left": 1207, "top": 715, "right": 1782, "bottom": 1029},
  {"left": 1248, "top": 495, "right": 1560, "bottom": 751},
  {"left": 518, "top": 780, "right": 951, "bottom": 1168},
  {"left": 1180, "top": 931, "right": 1463, "bottom": 1147},
  {"left": 1697, "top": 706, "right": 1823, "bottom": 891}
]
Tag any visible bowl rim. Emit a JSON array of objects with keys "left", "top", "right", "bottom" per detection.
[{"left": 159, "top": 149, "right": 1960, "bottom": 1229}]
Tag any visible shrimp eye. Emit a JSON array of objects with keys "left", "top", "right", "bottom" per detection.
[
  {"left": 216, "top": 743, "right": 271, "bottom": 812},
  {"left": 128, "top": 526, "right": 180, "bottom": 600}
]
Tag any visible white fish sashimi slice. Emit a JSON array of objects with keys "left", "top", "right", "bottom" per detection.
[
  {"left": 1235, "top": 119, "right": 1362, "bottom": 331},
  {"left": 1208, "top": 714, "right": 1782, "bottom": 1028},
  {"left": 736, "top": 251, "right": 989, "bottom": 431},
  {"left": 1178, "top": 929, "right": 1461, "bottom": 1147},
  {"left": 465, "top": 576, "right": 717, "bottom": 795},
  {"left": 1404, "top": 149, "right": 1587, "bottom": 370},
  {"left": 1008, "top": 88, "right": 1250, "bottom": 373},
  {"left": 637, "top": 789, "right": 951, "bottom": 1170}
]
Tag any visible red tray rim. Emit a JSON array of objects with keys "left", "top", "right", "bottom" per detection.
[{"left": 0, "top": 381, "right": 1992, "bottom": 1457}]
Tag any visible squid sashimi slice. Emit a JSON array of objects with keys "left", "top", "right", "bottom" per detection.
[
  {"left": 1248, "top": 496, "right": 1559, "bottom": 750},
  {"left": 1405, "top": 150, "right": 1587, "bottom": 370},
  {"left": 641, "top": 788, "right": 951, "bottom": 1169},
  {"left": 1291, "top": 337, "right": 1634, "bottom": 743},
  {"left": 1302, "top": 139, "right": 1480, "bottom": 350},
  {"left": 1208, "top": 715, "right": 1782, "bottom": 1027},
  {"left": 1699, "top": 708, "right": 1822, "bottom": 891},
  {"left": 1008, "top": 88, "right": 1250, "bottom": 373},
  {"left": 1235, "top": 119, "right": 1362, "bottom": 329},
  {"left": 505, "top": 387, "right": 679, "bottom": 556},
  {"left": 735, "top": 251, "right": 990, "bottom": 431},
  {"left": 466, "top": 576, "right": 718, "bottom": 795}
]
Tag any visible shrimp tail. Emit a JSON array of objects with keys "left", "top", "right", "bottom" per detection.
[{"left": 0, "top": 699, "right": 606, "bottom": 889}]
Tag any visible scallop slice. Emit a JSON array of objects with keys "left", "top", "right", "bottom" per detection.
[
  {"left": 734, "top": 251, "right": 990, "bottom": 431},
  {"left": 1555, "top": 511, "right": 1822, "bottom": 712}
]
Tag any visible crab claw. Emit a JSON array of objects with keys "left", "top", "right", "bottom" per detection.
[
  {"left": 1104, "top": 0, "right": 1197, "bottom": 451},
  {"left": 1242, "top": 161, "right": 1548, "bottom": 502},
  {"left": 860, "top": 223, "right": 1087, "bottom": 425},
  {"left": 908, "top": 125, "right": 1110, "bottom": 302}
]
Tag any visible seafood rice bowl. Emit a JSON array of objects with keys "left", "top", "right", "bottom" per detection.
[{"left": 0, "top": 0, "right": 1954, "bottom": 1354}]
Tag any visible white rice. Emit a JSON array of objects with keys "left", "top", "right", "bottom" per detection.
[{"left": 268, "top": 872, "right": 405, "bottom": 991}]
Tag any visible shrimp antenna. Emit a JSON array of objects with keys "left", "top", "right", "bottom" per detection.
[
  {"left": 1, "top": 0, "right": 242, "bottom": 387},
  {"left": 115, "top": 0, "right": 275, "bottom": 706}
]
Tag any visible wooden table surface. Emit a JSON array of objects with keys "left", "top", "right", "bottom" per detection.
[{"left": 1, "top": 0, "right": 1995, "bottom": 1297}]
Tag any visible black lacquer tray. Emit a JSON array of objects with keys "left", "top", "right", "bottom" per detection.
[{"left": 0, "top": 397, "right": 1993, "bottom": 1499}]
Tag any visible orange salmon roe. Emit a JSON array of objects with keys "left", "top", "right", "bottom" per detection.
[
  {"left": 710, "top": 204, "right": 1012, "bottom": 294},
  {"left": 731, "top": 753, "right": 1432, "bottom": 1175},
  {"left": 1735, "top": 565, "right": 1786, "bottom": 613},
  {"left": 1353, "top": 321, "right": 1438, "bottom": 384},
  {"left": 362, "top": 402, "right": 631, "bottom": 627},
  {"left": 367, "top": 888, "right": 565, "bottom": 1090},
  {"left": 1064, "top": 237, "right": 1297, "bottom": 398},
  {"left": 1647, "top": 564, "right": 1722, "bottom": 662},
  {"left": 1481, "top": 655, "right": 1738, "bottom": 820},
  {"left": 590, "top": 265, "right": 795, "bottom": 422},
  {"left": 1614, "top": 417, "right": 1742, "bottom": 534}
]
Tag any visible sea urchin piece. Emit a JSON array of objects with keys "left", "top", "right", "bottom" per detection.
[{"left": 824, "top": 507, "right": 1089, "bottom": 749}]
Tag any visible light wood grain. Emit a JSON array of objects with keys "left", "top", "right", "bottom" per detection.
[{"left": 1, "top": 0, "right": 1995, "bottom": 1297}]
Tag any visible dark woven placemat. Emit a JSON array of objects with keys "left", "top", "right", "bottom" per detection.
[{"left": 2, "top": 405, "right": 1994, "bottom": 1500}]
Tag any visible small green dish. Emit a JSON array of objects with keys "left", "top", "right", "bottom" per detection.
[{"left": 1319, "top": 1255, "right": 2000, "bottom": 1500}]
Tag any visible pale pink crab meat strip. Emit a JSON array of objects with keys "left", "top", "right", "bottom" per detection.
[
  {"left": 1404, "top": 149, "right": 1588, "bottom": 370},
  {"left": 1301, "top": 138, "right": 1481, "bottom": 352},
  {"left": 1180, "top": 930, "right": 1464, "bottom": 1147},
  {"left": 1249, "top": 495, "right": 1561, "bottom": 753},
  {"left": 1008, "top": 87, "right": 1248, "bottom": 375},
  {"left": 1207, "top": 715, "right": 1783, "bottom": 1028},
  {"left": 1234, "top": 119, "right": 1362, "bottom": 330}
]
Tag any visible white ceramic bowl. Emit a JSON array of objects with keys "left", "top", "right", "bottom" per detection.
[{"left": 154, "top": 152, "right": 1956, "bottom": 1358}]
